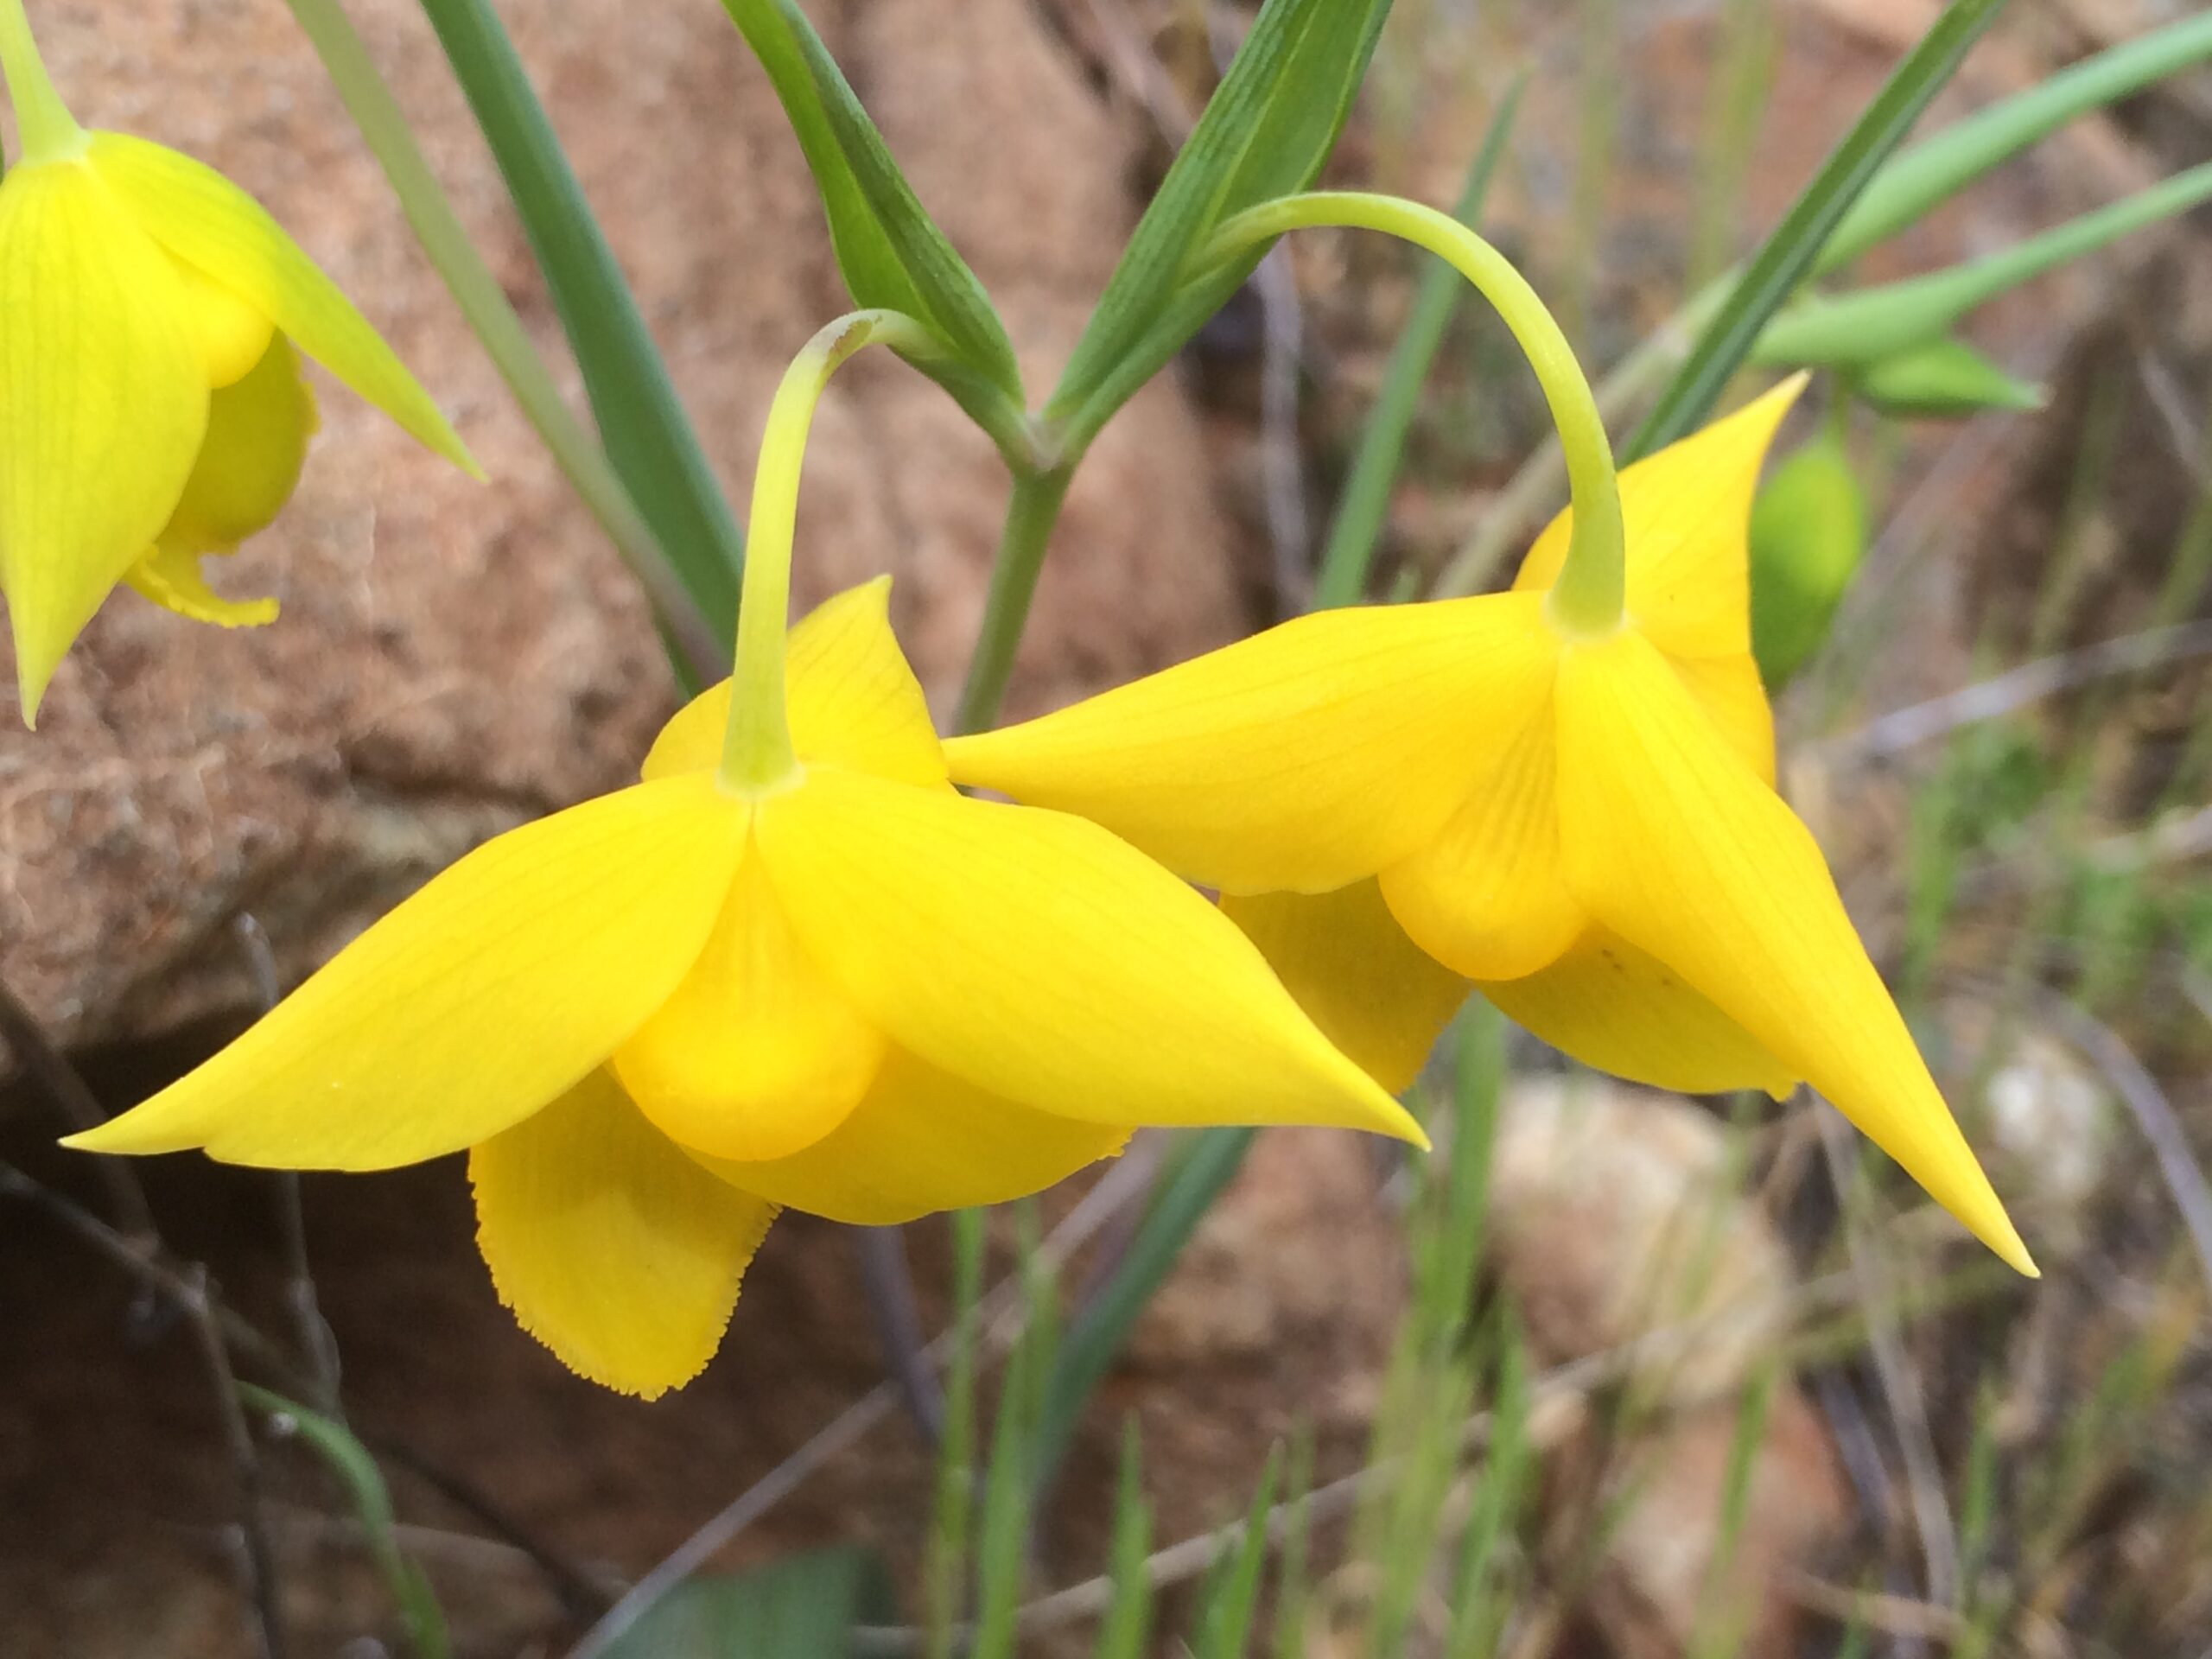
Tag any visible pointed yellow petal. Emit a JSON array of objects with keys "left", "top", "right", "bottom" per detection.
[
  {"left": 1554, "top": 630, "right": 2033, "bottom": 1274},
  {"left": 123, "top": 543, "right": 278, "bottom": 628},
  {"left": 693, "top": 1047, "right": 1128, "bottom": 1225},
  {"left": 643, "top": 577, "right": 947, "bottom": 787},
  {"left": 1668, "top": 651, "right": 1776, "bottom": 785},
  {"left": 1480, "top": 927, "right": 1797, "bottom": 1096},
  {"left": 1220, "top": 881, "right": 1470, "bottom": 1095},
  {"left": 173, "top": 257, "right": 275, "bottom": 388},
  {"left": 1516, "top": 378, "right": 1806, "bottom": 660},
  {"left": 66, "top": 774, "right": 747, "bottom": 1169},
  {"left": 470, "top": 1069, "right": 776, "bottom": 1399},
  {"left": 613, "top": 843, "right": 887, "bottom": 1162},
  {"left": 0, "top": 159, "right": 207, "bottom": 721},
  {"left": 86, "top": 132, "right": 475, "bottom": 474},
  {"left": 755, "top": 768, "right": 1425, "bottom": 1144},
  {"left": 1377, "top": 683, "right": 1587, "bottom": 982},
  {"left": 945, "top": 593, "right": 1559, "bottom": 894}
]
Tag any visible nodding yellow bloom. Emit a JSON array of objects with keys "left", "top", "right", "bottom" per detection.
[
  {"left": 947, "top": 378, "right": 2034, "bottom": 1279},
  {"left": 70, "top": 303, "right": 1421, "bottom": 1401},
  {"left": 0, "top": 2, "right": 471, "bottom": 722}
]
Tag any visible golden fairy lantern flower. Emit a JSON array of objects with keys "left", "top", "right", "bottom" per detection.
[
  {"left": 67, "top": 314, "right": 1421, "bottom": 1399},
  {"left": 945, "top": 193, "right": 2034, "bottom": 1278},
  {"left": 0, "top": 0, "right": 471, "bottom": 722}
]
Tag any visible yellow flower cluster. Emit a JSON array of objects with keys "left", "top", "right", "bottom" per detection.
[{"left": 16, "top": 10, "right": 2029, "bottom": 1400}]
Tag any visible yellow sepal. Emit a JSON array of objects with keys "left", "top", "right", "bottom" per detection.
[
  {"left": 755, "top": 766, "right": 1426, "bottom": 1145},
  {"left": 945, "top": 592, "right": 1560, "bottom": 895},
  {"left": 67, "top": 774, "right": 747, "bottom": 1169},
  {"left": 1553, "top": 628, "right": 2032, "bottom": 1274}
]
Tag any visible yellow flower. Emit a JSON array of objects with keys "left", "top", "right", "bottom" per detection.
[
  {"left": 0, "top": 4, "right": 472, "bottom": 722},
  {"left": 946, "top": 381, "right": 2035, "bottom": 1277},
  {"left": 68, "top": 579, "right": 1421, "bottom": 1397}
]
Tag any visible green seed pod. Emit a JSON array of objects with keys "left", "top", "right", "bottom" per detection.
[
  {"left": 1750, "top": 435, "right": 1869, "bottom": 689},
  {"left": 1859, "top": 339, "right": 2044, "bottom": 420}
]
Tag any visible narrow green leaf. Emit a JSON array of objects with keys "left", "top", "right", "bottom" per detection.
[
  {"left": 1094, "top": 1421, "right": 1155, "bottom": 1659},
  {"left": 416, "top": 0, "right": 744, "bottom": 639},
  {"left": 1758, "top": 161, "right": 2212, "bottom": 369},
  {"left": 1627, "top": 0, "right": 2011, "bottom": 460},
  {"left": 1193, "top": 1448, "right": 1281, "bottom": 1659},
  {"left": 1268, "top": 1427, "right": 1319, "bottom": 1659},
  {"left": 970, "top": 1335, "right": 1039, "bottom": 1659},
  {"left": 1030, "top": 1128, "right": 1256, "bottom": 1493},
  {"left": 239, "top": 1384, "right": 450, "bottom": 1659},
  {"left": 1314, "top": 76, "right": 1525, "bottom": 609},
  {"left": 600, "top": 1547, "right": 896, "bottom": 1658},
  {"left": 1047, "top": 0, "right": 1392, "bottom": 438},
  {"left": 720, "top": 0, "right": 1030, "bottom": 454},
  {"left": 1824, "top": 9, "right": 2212, "bottom": 272},
  {"left": 1857, "top": 337, "right": 2044, "bottom": 418}
]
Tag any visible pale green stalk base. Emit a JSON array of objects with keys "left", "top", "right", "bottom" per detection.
[
  {"left": 720, "top": 309, "right": 938, "bottom": 792},
  {"left": 954, "top": 466, "right": 1077, "bottom": 735},
  {"left": 0, "top": 0, "right": 85, "bottom": 163}
]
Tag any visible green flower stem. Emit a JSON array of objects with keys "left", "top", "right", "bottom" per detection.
[
  {"left": 281, "top": 0, "right": 722, "bottom": 681},
  {"left": 721, "top": 309, "right": 938, "bottom": 792},
  {"left": 952, "top": 463, "right": 1077, "bottom": 735},
  {"left": 1202, "top": 191, "right": 1625, "bottom": 635},
  {"left": 0, "top": 0, "right": 84, "bottom": 162}
]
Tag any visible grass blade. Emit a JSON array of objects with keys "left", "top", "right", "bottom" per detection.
[
  {"left": 239, "top": 1384, "right": 449, "bottom": 1659},
  {"left": 1627, "top": 0, "right": 2011, "bottom": 460},
  {"left": 1313, "top": 75, "right": 1525, "bottom": 609},
  {"left": 1192, "top": 1448, "right": 1282, "bottom": 1659},
  {"left": 416, "top": 0, "right": 745, "bottom": 639},
  {"left": 1758, "top": 161, "right": 2212, "bottom": 369},
  {"left": 1031, "top": 1128, "right": 1256, "bottom": 1497},
  {"left": 1823, "top": 9, "right": 2212, "bottom": 273},
  {"left": 1093, "top": 1421, "right": 1155, "bottom": 1659}
]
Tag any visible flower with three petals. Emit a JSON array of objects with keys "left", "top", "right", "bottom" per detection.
[
  {"left": 946, "top": 380, "right": 2035, "bottom": 1277},
  {"left": 70, "top": 579, "right": 1423, "bottom": 1396}
]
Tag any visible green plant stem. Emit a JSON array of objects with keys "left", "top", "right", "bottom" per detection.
[
  {"left": 1314, "top": 74, "right": 1525, "bottom": 609},
  {"left": 0, "top": 0, "right": 83, "bottom": 162},
  {"left": 951, "top": 465, "right": 1077, "bottom": 734},
  {"left": 721, "top": 309, "right": 937, "bottom": 791},
  {"left": 1204, "top": 191, "right": 1625, "bottom": 633},
  {"left": 280, "top": 0, "right": 723, "bottom": 682}
]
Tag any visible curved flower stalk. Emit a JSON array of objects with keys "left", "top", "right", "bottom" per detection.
[
  {"left": 946, "top": 194, "right": 2033, "bottom": 1278},
  {"left": 0, "top": 0, "right": 472, "bottom": 722},
  {"left": 68, "top": 310, "right": 1421, "bottom": 1399}
]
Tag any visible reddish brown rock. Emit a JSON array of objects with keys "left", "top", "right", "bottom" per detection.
[{"left": 0, "top": 0, "right": 1243, "bottom": 1049}]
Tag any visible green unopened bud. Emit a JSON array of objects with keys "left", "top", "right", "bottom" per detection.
[
  {"left": 1750, "top": 436, "right": 1868, "bottom": 689},
  {"left": 1859, "top": 339, "right": 2044, "bottom": 420}
]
